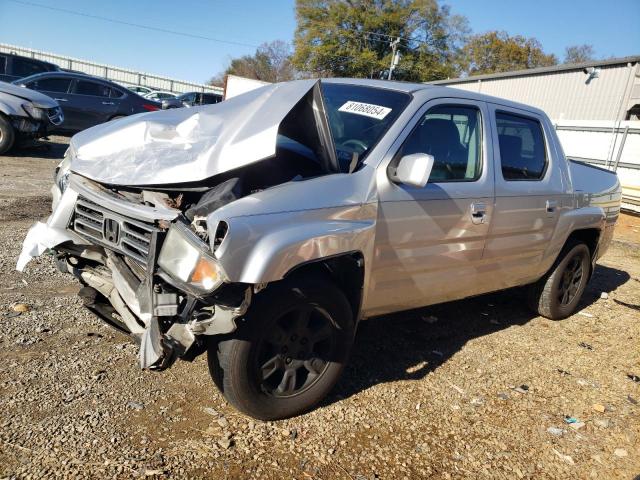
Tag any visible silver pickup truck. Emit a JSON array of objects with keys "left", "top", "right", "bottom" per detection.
[{"left": 18, "top": 79, "right": 621, "bottom": 420}]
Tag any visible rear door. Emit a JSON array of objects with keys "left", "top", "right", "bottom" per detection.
[
  {"left": 367, "top": 98, "right": 495, "bottom": 316},
  {"left": 66, "top": 79, "right": 119, "bottom": 130},
  {"left": 482, "top": 103, "right": 566, "bottom": 290}
]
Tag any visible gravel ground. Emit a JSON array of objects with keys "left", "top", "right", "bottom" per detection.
[{"left": 1, "top": 137, "right": 639, "bottom": 479}]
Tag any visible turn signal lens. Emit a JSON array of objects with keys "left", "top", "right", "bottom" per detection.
[{"left": 191, "top": 257, "right": 221, "bottom": 291}]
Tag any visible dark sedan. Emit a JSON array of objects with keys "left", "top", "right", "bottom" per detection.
[
  {"left": 162, "top": 91, "right": 223, "bottom": 109},
  {"left": 13, "top": 72, "right": 161, "bottom": 132}
]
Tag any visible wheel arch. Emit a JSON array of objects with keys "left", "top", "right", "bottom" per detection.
[
  {"left": 561, "top": 227, "right": 601, "bottom": 279},
  {"left": 284, "top": 251, "right": 365, "bottom": 323}
]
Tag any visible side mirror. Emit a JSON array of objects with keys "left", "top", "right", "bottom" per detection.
[{"left": 389, "top": 153, "right": 434, "bottom": 188}]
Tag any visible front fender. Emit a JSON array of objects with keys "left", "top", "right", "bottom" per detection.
[
  {"left": 0, "top": 99, "right": 23, "bottom": 117},
  {"left": 212, "top": 204, "right": 377, "bottom": 284}
]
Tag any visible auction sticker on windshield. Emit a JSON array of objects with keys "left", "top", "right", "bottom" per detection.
[{"left": 339, "top": 101, "right": 392, "bottom": 120}]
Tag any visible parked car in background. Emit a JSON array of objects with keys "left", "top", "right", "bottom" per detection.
[
  {"left": 17, "top": 79, "right": 621, "bottom": 420},
  {"left": 0, "top": 81, "right": 63, "bottom": 154},
  {"left": 143, "top": 90, "right": 177, "bottom": 101},
  {"left": 0, "top": 53, "right": 60, "bottom": 82},
  {"left": 127, "top": 85, "right": 154, "bottom": 96},
  {"left": 162, "top": 91, "right": 223, "bottom": 109},
  {"left": 13, "top": 72, "right": 160, "bottom": 132}
]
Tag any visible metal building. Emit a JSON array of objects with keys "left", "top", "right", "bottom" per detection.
[
  {"left": 430, "top": 56, "right": 640, "bottom": 212},
  {"left": 430, "top": 56, "right": 640, "bottom": 121}
]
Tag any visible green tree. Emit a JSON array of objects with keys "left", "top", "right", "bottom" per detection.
[
  {"left": 461, "top": 30, "right": 557, "bottom": 75},
  {"left": 213, "top": 40, "right": 295, "bottom": 84},
  {"left": 564, "top": 44, "right": 596, "bottom": 64},
  {"left": 292, "top": 0, "right": 469, "bottom": 82}
]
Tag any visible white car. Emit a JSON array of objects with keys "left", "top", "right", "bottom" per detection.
[
  {"left": 143, "top": 90, "right": 177, "bottom": 101},
  {"left": 127, "top": 85, "right": 154, "bottom": 96}
]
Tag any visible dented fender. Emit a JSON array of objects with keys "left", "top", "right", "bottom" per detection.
[{"left": 211, "top": 204, "right": 377, "bottom": 284}]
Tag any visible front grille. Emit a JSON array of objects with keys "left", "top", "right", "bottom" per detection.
[
  {"left": 47, "top": 107, "right": 64, "bottom": 126},
  {"left": 73, "top": 196, "right": 158, "bottom": 266}
]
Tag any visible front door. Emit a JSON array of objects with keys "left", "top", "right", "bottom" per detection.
[{"left": 366, "top": 98, "right": 495, "bottom": 317}]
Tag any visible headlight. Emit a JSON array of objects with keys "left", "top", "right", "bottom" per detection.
[
  {"left": 55, "top": 156, "right": 71, "bottom": 193},
  {"left": 22, "top": 103, "right": 47, "bottom": 121},
  {"left": 158, "top": 223, "right": 226, "bottom": 293}
]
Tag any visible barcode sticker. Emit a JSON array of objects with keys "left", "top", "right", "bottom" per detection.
[{"left": 338, "top": 101, "right": 392, "bottom": 120}]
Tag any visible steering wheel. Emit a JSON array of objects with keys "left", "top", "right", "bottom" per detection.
[{"left": 339, "top": 139, "right": 368, "bottom": 153}]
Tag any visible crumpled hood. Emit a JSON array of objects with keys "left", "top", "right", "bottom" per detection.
[
  {"left": 69, "top": 79, "right": 319, "bottom": 186},
  {"left": 0, "top": 81, "right": 59, "bottom": 109}
]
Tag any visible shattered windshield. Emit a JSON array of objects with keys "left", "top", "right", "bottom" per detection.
[{"left": 322, "top": 83, "right": 411, "bottom": 172}]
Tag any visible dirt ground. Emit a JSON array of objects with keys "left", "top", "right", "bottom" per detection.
[{"left": 1, "top": 137, "right": 639, "bottom": 479}]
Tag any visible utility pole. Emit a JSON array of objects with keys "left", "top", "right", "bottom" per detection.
[{"left": 388, "top": 37, "right": 401, "bottom": 80}]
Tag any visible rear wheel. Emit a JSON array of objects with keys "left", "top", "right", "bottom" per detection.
[
  {"left": 527, "top": 241, "right": 591, "bottom": 319},
  {"left": 208, "top": 276, "right": 354, "bottom": 420},
  {"left": 0, "top": 115, "right": 16, "bottom": 155}
]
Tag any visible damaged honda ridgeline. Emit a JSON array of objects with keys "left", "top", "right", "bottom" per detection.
[{"left": 17, "top": 78, "right": 620, "bottom": 420}]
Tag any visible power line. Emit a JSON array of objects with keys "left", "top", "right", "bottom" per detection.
[{"left": 5, "top": 0, "right": 262, "bottom": 49}]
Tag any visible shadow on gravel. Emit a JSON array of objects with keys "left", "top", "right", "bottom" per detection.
[
  {"left": 9, "top": 137, "right": 69, "bottom": 160},
  {"left": 329, "top": 264, "right": 630, "bottom": 404}
]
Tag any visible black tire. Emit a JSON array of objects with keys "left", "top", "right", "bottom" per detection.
[
  {"left": 0, "top": 114, "right": 16, "bottom": 155},
  {"left": 527, "top": 240, "right": 591, "bottom": 320},
  {"left": 208, "top": 276, "right": 355, "bottom": 420}
]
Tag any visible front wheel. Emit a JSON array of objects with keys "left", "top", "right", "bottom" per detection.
[
  {"left": 527, "top": 241, "right": 591, "bottom": 319},
  {"left": 208, "top": 276, "right": 354, "bottom": 420},
  {"left": 0, "top": 115, "right": 16, "bottom": 155}
]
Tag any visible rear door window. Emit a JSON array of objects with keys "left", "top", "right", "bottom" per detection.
[
  {"left": 28, "top": 77, "right": 72, "bottom": 93},
  {"left": 73, "top": 80, "right": 111, "bottom": 97},
  {"left": 496, "top": 112, "right": 547, "bottom": 180},
  {"left": 13, "top": 58, "right": 49, "bottom": 77}
]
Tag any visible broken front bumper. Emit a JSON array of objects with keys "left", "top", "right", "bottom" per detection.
[{"left": 17, "top": 175, "right": 251, "bottom": 369}]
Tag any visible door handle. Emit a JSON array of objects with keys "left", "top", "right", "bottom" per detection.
[
  {"left": 102, "top": 101, "right": 115, "bottom": 105},
  {"left": 546, "top": 200, "right": 558, "bottom": 213},
  {"left": 470, "top": 202, "right": 487, "bottom": 224},
  {"left": 54, "top": 98, "right": 68, "bottom": 102}
]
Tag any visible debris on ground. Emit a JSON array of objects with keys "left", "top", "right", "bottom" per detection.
[
  {"left": 614, "top": 448, "right": 628, "bottom": 458},
  {"left": 592, "top": 403, "right": 606, "bottom": 413},
  {"left": 578, "top": 342, "right": 594, "bottom": 350},
  {"left": 512, "top": 384, "right": 529, "bottom": 394},
  {"left": 12, "top": 303, "right": 29, "bottom": 312}
]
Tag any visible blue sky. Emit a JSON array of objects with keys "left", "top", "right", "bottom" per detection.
[{"left": 0, "top": 0, "right": 638, "bottom": 84}]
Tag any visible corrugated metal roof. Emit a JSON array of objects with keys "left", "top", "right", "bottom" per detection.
[{"left": 429, "top": 55, "right": 640, "bottom": 85}]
